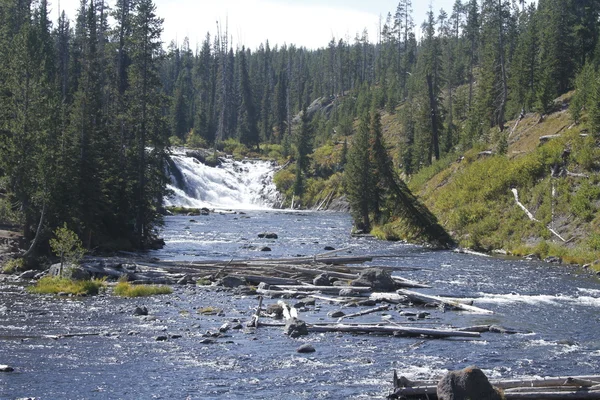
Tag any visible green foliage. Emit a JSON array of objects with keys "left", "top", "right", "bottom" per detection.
[
  {"left": 49, "top": 224, "right": 86, "bottom": 269},
  {"left": 185, "top": 130, "right": 208, "bottom": 149},
  {"left": 113, "top": 281, "right": 172, "bottom": 297},
  {"left": 570, "top": 182, "right": 600, "bottom": 221},
  {"left": 29, "top": 276, "right": 106, "bottom": 296},
  {"left": 2, "top": 258, "right": 24, "bottom": 274}
]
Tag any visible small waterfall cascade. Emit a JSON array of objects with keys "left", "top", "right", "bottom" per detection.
[{"left": 165, "top": 151, "right": 281, "bottom": 210}]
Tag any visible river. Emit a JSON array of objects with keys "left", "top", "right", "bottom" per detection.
[{"left": 2, "top": 210, "right": 600, "bottom": 399}]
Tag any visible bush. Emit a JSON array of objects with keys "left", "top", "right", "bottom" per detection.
[
  {"left": 571, "top": 182, "right": 600, "bottom": 221},
  {"left": 49, "top": 223, "right": 86, "bottom": 271},
  {"left": 2, "top": 258, "right": 24, "bottom": 274},
  {"left": 113, "top": 281, "right": 172, "bottom": 297},
  {"left": 29, "top": 276, "right": 105, "bottom": 296}
]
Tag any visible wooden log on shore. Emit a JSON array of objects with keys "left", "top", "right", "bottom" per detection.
[
  {"left": 337, "top": 304, "right": 390, "bottom": 322},
  {"left": 270, "top": 284, "right": 372, "bottom": 293},
  {"left": 308, "top": 323, "right": 480, "bottom": 338},
  {"left": 308, "top": 294, "right": 356, "bottom": 304},
  {"left": 397, "top": 289, "right": 494, "bottom": 314},
  {"left": 503, "top": 390, "right": 600, "bottom": 399},
  {"left": 369, "top": 292, "right": 408, "bottom": 303},
  {"left": 242, "top": 275, "right": 301, "bottom": 286},
  {"left": 392, "top": 276, "right": 432, "bottom": 289},
  {"left": 255, "top": 322, "right": 479, "bottom": 339},
  {"left": 389, "top": 375, "right": 600, "bottom": 399},
  {"left": 247, "top": 296, "right": 263, "bottom": 328}
]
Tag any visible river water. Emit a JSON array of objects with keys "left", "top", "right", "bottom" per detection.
[{"left": 2, "top": 211, "right": 600, "bottom": 399}]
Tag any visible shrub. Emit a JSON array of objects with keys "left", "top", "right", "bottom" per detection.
[
  {"left": 29, "top": 276, "right": 105, "bottom": 296},
  {"left": 49, "top": 223, "right": 86, "bottom": 272},
  {"left": 2, "top": 258, "right": 24, "bottom": 274},
  {"left": 113, "top": 281, "right": 172, "bottom": 297},
  {"left": 571, "top": 182, "right": 600, "bottom": 221}
]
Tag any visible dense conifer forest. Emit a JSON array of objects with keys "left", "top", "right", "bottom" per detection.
[{"left": 1, "top": 0, "right": 600, "bottom": 257}]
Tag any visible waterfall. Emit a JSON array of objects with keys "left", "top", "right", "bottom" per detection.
[{"left": 165, "top": 152, "right": 281, "bottom": 210}]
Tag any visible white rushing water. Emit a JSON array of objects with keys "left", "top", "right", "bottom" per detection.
[{"left": 165, "top": 152, "right": 280, "bottom": 210}]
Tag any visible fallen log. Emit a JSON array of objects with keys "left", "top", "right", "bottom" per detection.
[
  {"left": 369, "top": 292, "right": 408, "bottom": 304},
  {"left": 308, "top": 323, "right": 480, "bottom": 338},
  {"left": 392, "top": 276, "right": 431, "bottom": 289},
  {"left": 270, "top": 285, "right": 372, "bottom": 293},
  {"left": 242, "top": 275, "right": 301, "bottom": 286},
  {"left": 337, "top": 304, "right": 390, "bottom": 322},
  {"left": 397, "top": 289, "right": 494, "bottom": 314},
  {"left": 247, "top": 296, "right": 263, "bottom": 328},
  {"left": 308, "top": 294, "right": 356, "bottom": 304},
  {"left": 503, "top": 390, "right": 600, "bottom": 399}
]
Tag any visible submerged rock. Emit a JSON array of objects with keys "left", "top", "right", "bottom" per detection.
[
  {"left": 437, "top": 366, "right": 502, "bottom": 400},
  {"left": 327, "top": 310, "right": 345, "bottom": 318},
  {"left": 258, "top": 232, "right": 278, "bottom": 239},
  {"left": 133, "top": 306, "right": 148, "bottom": 316}
]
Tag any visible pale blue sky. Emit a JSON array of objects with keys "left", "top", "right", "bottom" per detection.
[{"left": 53, "top": 0, "right": 529, "bottom": 50}]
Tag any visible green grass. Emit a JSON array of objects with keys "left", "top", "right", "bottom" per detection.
[
  {"left": 29, "top": 276, "right": 106, "bottom": 296},
  {"left": 113, "top": 281, "right": 172, "bottom": 297},
  {"left": 2, "top": 258, "right": 24, "bottom": 274}
]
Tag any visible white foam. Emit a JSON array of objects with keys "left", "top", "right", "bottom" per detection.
[{"left": 166, "top": 155, "right": 280, "bottom": 210}]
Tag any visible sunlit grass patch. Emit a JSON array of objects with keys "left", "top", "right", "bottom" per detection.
[
  {"left": 197, "top": 306, "right": 222, "bottom": 315},
  {"left": 29, "top": 276, "right": 106, "bottom": 296},
  {"left": 113, "top": 281, "right": 172, "bottom": 297}
]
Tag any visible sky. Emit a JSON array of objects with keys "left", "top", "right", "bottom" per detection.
[{"left": 51, "top": 0, "right": 471, "bottom": 50}]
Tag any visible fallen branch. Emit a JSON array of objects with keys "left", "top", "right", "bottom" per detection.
[
  {"left": 511, "top": 188, "right": 567, "bottom": 242},
  {"left": 397, "top": 289, "right": 494, "bottom": 314},
  {"left": 337, "top": 304, "right": 390, "bottom": 322}
]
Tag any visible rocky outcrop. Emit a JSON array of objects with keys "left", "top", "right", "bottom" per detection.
[{"left": 437, "top": 366, "right": 502, "bottom": 400}]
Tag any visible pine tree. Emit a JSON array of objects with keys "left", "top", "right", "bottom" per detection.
[
  {"left": 344, "top": 112, "right": 373, "bottom": 232},
  {"left": 127, "top": 0, "right": 168, "bottom": 246},
  {"left": 236, "top": 46, "right": 259, "bottom": 149}
]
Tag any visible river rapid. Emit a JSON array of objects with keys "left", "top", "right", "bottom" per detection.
[{"left": 2, "top": 211, "right": 600, "bottom": 399}]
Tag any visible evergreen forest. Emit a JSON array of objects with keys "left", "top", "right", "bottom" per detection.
[{"left": 2, "top": 0, "right": 600, "bottom": 260}]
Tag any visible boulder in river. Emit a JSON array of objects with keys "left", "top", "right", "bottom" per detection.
[
  {"left": 284, "top": 318, "right": 308, "bottom": 338},
  {"left": 437, "top": 366, "right": 502, "bottom": 400},
  {"left": 217, "top": 275, "right": 247, "bottom": 288},
  {"left": 260, "top": 246, "right": 272, "bottom": 252},
  {"left": 133, "top": 306, "right": 148, "bottom": 316},
  {"left": 296, "top": 344, "right": 316, "bottom": 353},
  {"left": 350, "top": 268, "right": 396, "bottom": 291},
  {"left": 48, "top": 264, "right": 91, "bottom": 281},
  {"left": 313, "top": 273, "right": 331, "bottom": 286}
]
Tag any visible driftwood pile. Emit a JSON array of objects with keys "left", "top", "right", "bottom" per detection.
[
  {"left": 389, "top": 370, "right": 600, "bottom": 399},
  {"left": 83, "top": 250, "right": 508, "bottom": 341},
  {"left": 147, "top": 250, "right": 500, "bottom": 340}
]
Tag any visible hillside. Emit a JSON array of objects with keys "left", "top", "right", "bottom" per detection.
[{"left": 401, "top": 96, "right": 600, "bottom": 265}]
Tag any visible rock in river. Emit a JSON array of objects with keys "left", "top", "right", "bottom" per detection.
[
  {"left": 351, "top": 268, "right": 396, "bottom": 291},
  {"left": 284, "top": 318, "right": 308, "bottom": 338},
  {"left": 437, "top": 366, "right": 502, "bottom": 400},
  {"left": 258, "top": 232, "right": 278, "bottom": 239},
  {"left": 296, "top": 344, "right": 316, "bottom": 353}
]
